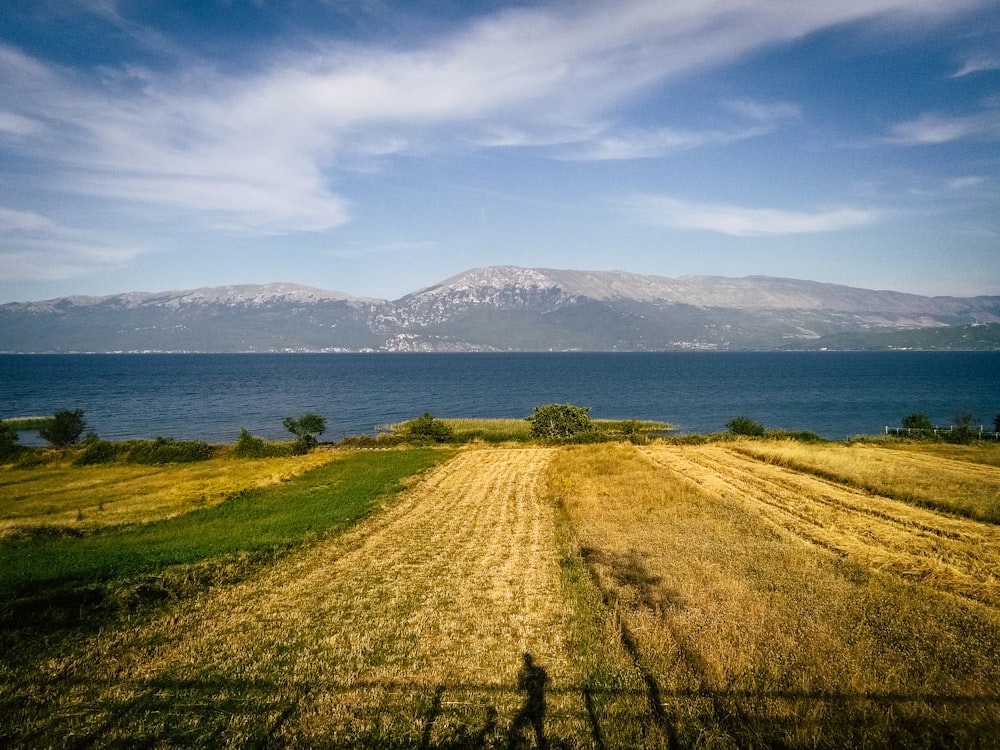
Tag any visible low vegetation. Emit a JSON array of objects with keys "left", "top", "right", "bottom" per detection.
[
  {"left": 75, "top": 436, "right": 214, "bottom": 465},
  {"left": 3, "top": 413, "right": 1000, "bottom": 747}
]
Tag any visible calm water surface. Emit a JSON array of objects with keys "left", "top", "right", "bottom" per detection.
[{"left": 1, "top": 352, "right": 997, "bottom": 442}]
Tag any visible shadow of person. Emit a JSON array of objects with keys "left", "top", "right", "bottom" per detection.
[{"left": 508, "top": 652, "right": 548, "bottom": 750}]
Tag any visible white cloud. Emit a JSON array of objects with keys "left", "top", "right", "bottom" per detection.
[
  {"left": 0, "top": 206, "right": 140, "bottom": 281},
  {"left": 627, "top": 195, "right": 881, "bottom": 236},
  {"left": 951, "top": 54, "right": 1000, "bottom": 77},
  {"left": 0, "top": 0, "right": 988, "bottom": 239},
  {"left": 0, "top": 207, "right": 55, "bottom": 232},
  {"left": 946, "top": 176, "right": 986, "bottom": 191},
  {"left": 888, "top": 110, "right": 1000, "bottom": 145},
  {"left": 563, "top": 98, "right": 800, "bottom": 160}
]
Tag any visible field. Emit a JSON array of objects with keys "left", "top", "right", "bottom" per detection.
[{"left": 2, "top": 437, "right": 1000, "bottom": 747}]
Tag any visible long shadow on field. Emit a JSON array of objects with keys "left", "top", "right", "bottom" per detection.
[
  {"left": 5, "top": 673, "right": 1000, "bottom": 749},
  {"left": 507, "top": 652, "right": 549, "bottom": 750}
]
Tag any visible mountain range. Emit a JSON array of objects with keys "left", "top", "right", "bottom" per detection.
[{"left": 3, "top": 266, "right": 999, "bottom": 353}]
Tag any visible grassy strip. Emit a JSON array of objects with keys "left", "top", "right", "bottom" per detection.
[
  {"left": 1, "top": 451, "right": 335, "bottom": 535},
  {"left": 0, "top": 448, "right": 449, "bottom": 628},
  {"left": 1, "top": 417, "right": 52, "bottom": 431}
]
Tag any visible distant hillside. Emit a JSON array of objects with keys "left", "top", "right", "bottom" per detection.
[{"left": 2, "top": 267, "right": 999, "bottom": 352}]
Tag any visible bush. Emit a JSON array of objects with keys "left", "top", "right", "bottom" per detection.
[
  {"left": 726, "top": 416, "right": 766, "bottom": 437},
  {"left": 398, "top": 413, "right": 454, "bottom": 444},
  {"left": 526, "top": 404, "right": 595, "bottom": 441},
  {"left": 283, "top": 413, "right": 326, "bottom": 452},
  {"left": 0, "top": 422, "right": 20, "bottom": 461},
  {"left": 901, "top": 412, "right": 934, "bottom": 434},
  {"left": 39, "top": 409, "right": 87, "bottom": 447},
  {"left": 942, "top": 412, "right": 978, "bottom": 445},
  {"left": 234, "top": 428, "right": 293, "bottom": 458},
  {"left": 74, "top": 438, "right": 119, "bottom": 465},
  {"left": 74, "top": 437, "right": 214, "bottom": 465},
  {"left": 126, "top": 437, "right": 213, "bottom": 464}
]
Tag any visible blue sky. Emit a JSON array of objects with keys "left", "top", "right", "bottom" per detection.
[{"left": 1, "top": 0, "right": 998, "bottom": 303}]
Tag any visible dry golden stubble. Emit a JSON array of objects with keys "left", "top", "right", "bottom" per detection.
[
  {"left": 734, "top": 439, "right": 1000, "bottom": 521},
  {"left": 647, "top": 444, "right": 1000, "bottom": 608},
  {"left": 14, "top": 447, "right": 606, "bottom": 748},
  {"left": 554, "top": 442, "right": 1000, "bottom": 748}
]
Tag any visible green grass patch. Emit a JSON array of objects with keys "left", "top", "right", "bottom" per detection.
[
  {"left": 441, "top": 418, "right": 533, "bottom": 443},
  {"left": 0, "top": 447, "right": 449, "bottom": 630},
  {"left": 1, "top": 416, "right": 53, "bottom": 431}
]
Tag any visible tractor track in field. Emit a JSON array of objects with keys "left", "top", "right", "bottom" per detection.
[{"left": 642, "top": 444, "right": 1000, "bottom": 609}]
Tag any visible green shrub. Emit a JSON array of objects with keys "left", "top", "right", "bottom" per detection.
[
  {"left": 526, "top": 403, "right": 595, "bottom": 441},
  {"left": 0, "top": 422, "right": 20, "bottom": 461},
  {"left": 398, "top": 413, "right": 454, "bottom": 443},
  {"left": 901, "top": 412, "right": 934, "bottom": 434},
  {"left": 39, "top": 409, "right": 87, "bottom": 447},
  {"left": 726, "top": 416, "right": 766, "bottom": 437},
  {"left": 283, "top": 413, "right": 326, "bottom": 452},
  {"left": 125, "top": 437, "right": 213, "bottom": 464},
  {"left": 74, "top": 439, "right": 119, "bottom": 465},
  {"left": 74, "top": 437, "right": 214, "bottom": 465},
  {"left": 234, "top": 429, "right": 292, "bottom": 458}
]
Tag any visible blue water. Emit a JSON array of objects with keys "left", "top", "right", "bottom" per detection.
[{"left": 1, "top": 352, "right": 997, "bottom": 443}]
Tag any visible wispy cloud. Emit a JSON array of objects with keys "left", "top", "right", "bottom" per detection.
[
  {"left": 0, "top": 207, "right": 139, "bottom": 281},
  {"left": 626, "top": 195, "right": 881, "bottom": 236},
  {"left": 0, "top": 0, "right": 986, "bottom": 240},
  {"left": 887, "top": 108, "right": 1000, "bottom": 145},
  {"left": 562, "top": 99, "right": 800, "bottom": 160},
  {"left": 951, "top": 54, "right": 1000, "bottom": 77}
]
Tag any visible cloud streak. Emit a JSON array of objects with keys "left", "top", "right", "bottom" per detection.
[
  {"left": 0, "top": 206, "right": 139, "bottom": 282},
  {"left": 627, "top": 196, "right": 881, "bottom": 236},
  {"left": 888, "top": 110, "right": 1000, "bottom": 145},
  {"left": 0, "top": 0, "right": 989, "bottom": 254}
]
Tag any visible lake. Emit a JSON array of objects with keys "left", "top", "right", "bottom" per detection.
[{"left": 1, "top": 351, "right": 997, "bottom": 443}]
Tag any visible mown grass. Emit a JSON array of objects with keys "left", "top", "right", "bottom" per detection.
[
  {"left": 0, "top": 448, "right": 448, "bottom": 634},
  {"left": 552, "top": 442, "right": 1000, "bottom": 748},
  {"left": 733, "top": 438, "right": 1000, "bottom": 523}
]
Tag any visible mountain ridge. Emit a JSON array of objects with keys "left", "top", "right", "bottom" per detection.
[{"left": 3, "top": 267, "right": 999, "bottom": 353}]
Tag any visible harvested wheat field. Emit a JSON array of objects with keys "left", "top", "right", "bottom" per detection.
[
  {"left": 4, "top": 440, "right": 1000, "bottom": 748},
  {"left": 3, "top": 447, "right": 648, "bottom": 748},
  {"left": 555, "top": 442, "right": 1000, "bottom": 748}
]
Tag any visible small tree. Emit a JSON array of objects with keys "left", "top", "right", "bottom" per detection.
[
  {"left": 901, "top": 412, "right": 934, "bottom": 434},
  {"left": 283, "top": 413, "right": 326, "bottom": 451},
  {"left": 39, "top": 409, "right": 87, "bottom": 447},
  {"left": 399, "top": 413, "right": 454, "bottom": 443},
  {"left": 526, "top": 403, "right": 594, "bottom": 440},
  {"left": 726, "top": 416, "right": 765, "bottom": 437},
  {"left": 949, "top": 411, "right": 977, "bottom": 444},
  {"left": 993, "top": 413, "right": 1000, "bottom": 434}
]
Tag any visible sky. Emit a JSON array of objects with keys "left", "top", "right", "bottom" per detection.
[{"left": 1, "top": 0, "right": 998, "bottom": 303}]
